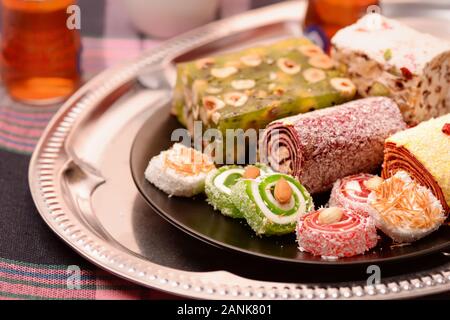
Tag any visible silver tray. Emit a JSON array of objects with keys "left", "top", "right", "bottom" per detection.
[{"left": 29, "top": 1, "right": 450, "bottom": 299}]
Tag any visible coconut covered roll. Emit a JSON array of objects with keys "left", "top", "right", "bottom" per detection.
[
  {"left": 367, "top": 171, "right": 445, "bottom": 243},
  {"left": 230, "top": 173, "right": 313, "bottom": 236},
  {"left": 382, "top": 114, "right": 450, "bottom": 213},
  {"left": 296, "top": 207, "right": 378, "bottom": 258},
  {"left": 260, "top": 97, "right": 407, "bottom": 194},
  {"left": 145, "top": 143, "right": 215, "bottom": 197},
  {"left": 329, "top": 173, "right": 383, "bottom": 217},
  {"left": 331, "top": 14, "right": 450, "bottom": 125},
  {"left": 205, "top": 164, "right": 272, "bottom": 218},
  {"left": 172, "top": 38, "right": 356, "bottom": 142}
]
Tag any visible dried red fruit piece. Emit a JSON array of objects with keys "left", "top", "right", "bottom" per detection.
[
  {"left": 382, "top": 22, "right": 392, "bottom": 29},
  {"left": 400, "top": 67, "right": 413, "bottom": 80},
  {"left": 442, "top": 123, "right": 450, "bottom": 135}
]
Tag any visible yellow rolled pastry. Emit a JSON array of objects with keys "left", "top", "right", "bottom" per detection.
[{"left": 383, "top": 114, "right": 450, "bottom": 213}]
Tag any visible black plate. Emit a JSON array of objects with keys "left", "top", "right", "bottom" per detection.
[{"left": 130, "top": 102, "right": 450, "bottom": 265}]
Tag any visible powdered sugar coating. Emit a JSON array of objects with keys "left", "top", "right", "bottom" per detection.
[
  {"left": 367, "top": 171, "right": 445, "bottom": 243},
  {"left": 329, "top": 173, "right": 377, "bottom": 217},
  {"left": 260, "top": 97, "right": 407, "bottom": 193},
  {"left": 144, "top": 143, "right": 215, "bottom": 197},
  {"left": 331, "top": 14, "right": 450, "bottom": 74},
  {"left": 296, "top": 208, "right": 378, "bottom": 258}
]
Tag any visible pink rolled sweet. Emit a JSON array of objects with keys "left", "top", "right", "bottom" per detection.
[
  {"left": 260, "top": 97, "right": 407, "bottom": 194},
  {"left": 296, "top": 207, "right": 378, "bottom": 258},
  {"left": 329, "top": 173, "right": 381, "bottom": 217}
]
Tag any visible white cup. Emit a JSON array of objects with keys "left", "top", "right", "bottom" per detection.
[{"left": 123, "top": 0, "right": 220, "bottom": 38}]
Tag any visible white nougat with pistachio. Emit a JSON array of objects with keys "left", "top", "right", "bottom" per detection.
[{"left": 331, "top": 14, "right": 450, "bottom": 125}]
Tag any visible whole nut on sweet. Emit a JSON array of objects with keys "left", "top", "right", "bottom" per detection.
[
  {"left": 318, "top": 207, "right": 344, "bottom": 225},
  {"left": 330, "top": 77, "right": 356, "bottom": 96},
  {"left": 243, "top": 166, "right": 260, "bottom": 179},
  {"left": 240, "top": 54, "right": 262, "bottom": 67},
  {"left": 211, "top": 66, "right": 238, "bottom": 78},
  {"left": 277, "top": 58, "right": 301, "bottom": 75},
  {"left": 231, "top": 79, "right": 255, "bottom": 90},
  {"left": 308, "top": 54, "right": 335, "bottom": 69},
  {"left": 364, "top": 176, "right": 384, "bottom": 191},
  {"left": 303, "top": 68, "right": 326, "bottom": 83},
  {"left": 298, "top": 44, "right": 323, "bottom": 57},
  {"left": 202, "top": 96, "right": 225, "bottom": 111},
  {"left": 274, "top": 178, "right": 292, "bottom": 204},
  {"left": 224, "top": 92, "right": 248, "bottom": 107}
]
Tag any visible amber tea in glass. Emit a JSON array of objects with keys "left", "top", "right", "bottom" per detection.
[
  {"left": 1, "top": 0, "right": 80, "bottom": 104},
  {"left": 304, "top": 0, "right": 380, "bottom": 51}
]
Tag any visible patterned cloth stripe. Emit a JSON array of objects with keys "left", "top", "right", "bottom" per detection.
[
  {"left": 0, "top": 258, "right": 170, "bottom": 300},
  {"left": 0, "top": 117, "right": 53, "bottom": 129},
  {"left": 0, "top": 137, "right": 35, "bottom": 153},
  {"left": 0, "top": 275, "right": 143, "bottom": 289},
  {"left": 0, "top": 109, "right": 57, "bottom": 119},
  {"left": 0, "top": 283, "right": 143, "bottom": 299},
  {"left": 0, "top": 125, "right": 43, "bottom": 139}
]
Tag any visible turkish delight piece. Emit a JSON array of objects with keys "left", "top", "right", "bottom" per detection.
[
  {"left": 331, "top": 14, "right": 450, "bottom": 125},
  {"left": 172, "top": 38, "right": 356, "bottom": 138}
]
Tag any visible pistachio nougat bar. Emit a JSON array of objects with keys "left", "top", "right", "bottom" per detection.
[{"left": 172, "top": 38, "right": 356, "bottom": 141}]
